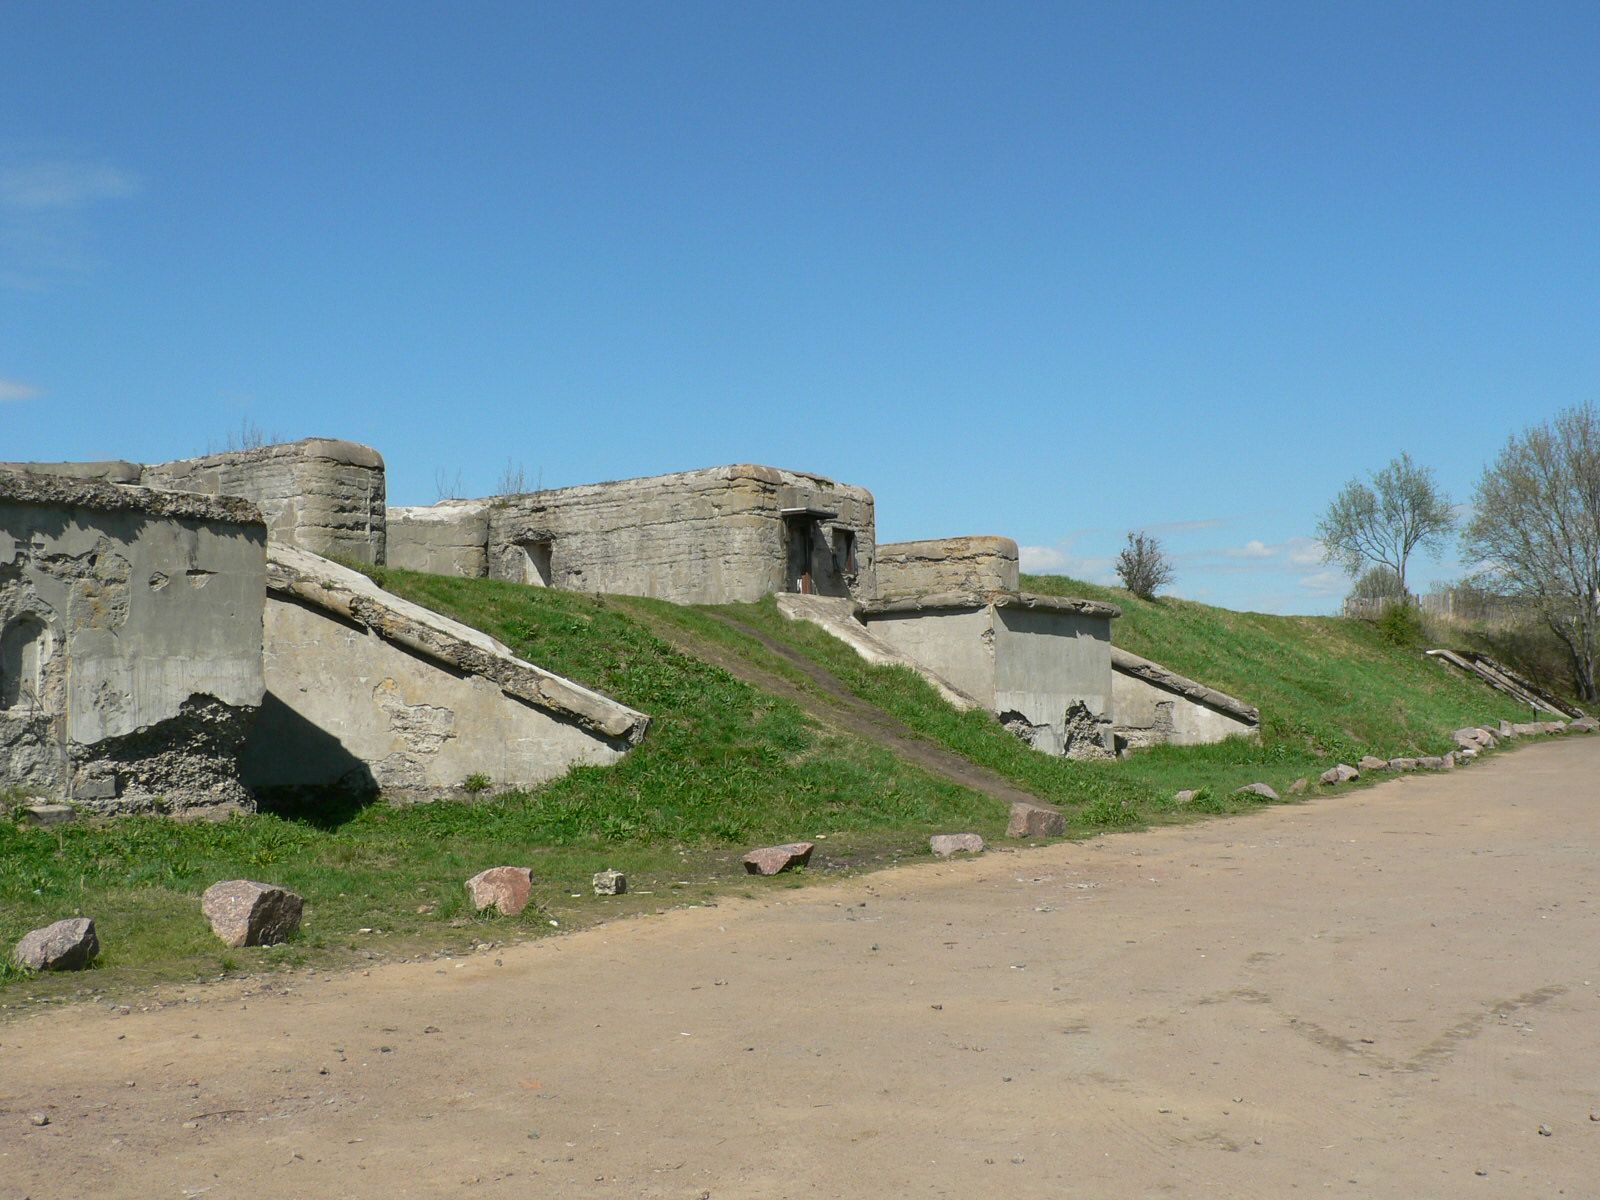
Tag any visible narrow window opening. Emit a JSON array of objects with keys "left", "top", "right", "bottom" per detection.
[
  {"left": 520, "top": 539, "right": 554, "bottom": 587},
  {"left": 0, "top": 617, "right": 49, "bottom": 711},
  {"left": 832, "top": 529, "right": 857, "bottom": 577}
]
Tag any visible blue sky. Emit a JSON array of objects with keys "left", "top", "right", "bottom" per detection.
[{"left": 3, "top": 2, "right": 1596, "bottom": 613}]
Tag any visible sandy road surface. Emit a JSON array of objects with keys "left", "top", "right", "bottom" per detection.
[{"left": 4, "top": 739, "right": 1599, "bottom": 1199}]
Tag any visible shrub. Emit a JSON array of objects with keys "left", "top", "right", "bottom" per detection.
[{"left": 1115, "top": 531, "right": 1175, "bottom": 600}]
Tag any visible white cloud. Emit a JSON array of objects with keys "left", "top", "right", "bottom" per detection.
[
  {"left": 1297, "top": 569, "right": 1346, "bottom": 598},
  {"left": 0, "top": 162, "right": 140, "bottom": 210},
  {"left": 1019, "top": 542, "right": 1116, "bottom": 583},
  {"left": 1227, "top": 539, "right": 1275, "bottom": 559},
  {"left": 0, "top": 377, "right": 41, "bottom": 402},
  {"left": 1019, "top": 545, "right": 1067, "bottom": 571},
  {"left": 1286, "top": 536, "right": 1325, "bottom": 566}
]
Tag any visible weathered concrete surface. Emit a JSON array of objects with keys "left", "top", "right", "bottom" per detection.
[
  {"left": 385, "top": 502, "right": 491, "bottom": 577},
  {"left": 400, "top": 464, "right": 875, "bottom": 605},
  {"left": 862, "top": 592, "right": 1118, "bottom": 758},
  {"left": 9, "top": 741, "right": 1597, "bottom": 1199},
  {"left": 1111, "top": 646, "right": 1260, "bottom": 749},
  {"left": 0, "top": 469, "right": 265, "bottom": 815},
  {"left": 142, "top": 438, "right": 387, "bottom": 565},
  {"left": 244, "top": 546, "right": 647, "bottom": 797},
  {"left": 874, "top": 536, "right": 1019, "bottom": 600},
  {"left": 774, "top": 593, "right": 982, "bottom": 711}
]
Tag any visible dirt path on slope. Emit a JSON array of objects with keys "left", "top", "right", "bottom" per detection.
[
  {"left": 624, "top": 604, "right": 1055, "bottom": 815},
  {"left": 4, "top": 739, "right": 1598, "bottom": 1199}
]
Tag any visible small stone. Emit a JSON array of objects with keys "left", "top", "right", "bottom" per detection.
[
  {"left": 1358, "top": 755, "right": 1388, "bottom": 771},
  {"left": 592, "top": 869, "right": 627, "bottom": 896},
  {"left": 1569, "top": 715, "right": 1598, "bottom": 733},
  {"left": 1417, "top": 755, "right": 1447, "bottom": 770},
  {"left": 1286, "top": 778, "right": 1308, "bottom": 795},
  {"left": 1234, "top": 783, "right": 1279, "bottom": 802},
  {"left": 30, "top": 1111, "right": 49, "bottom": 1126},
  {"left": 1538, "top": 1123, "right": 1553, "bottom": 1137},
  {"left": 1005, "top": 802, "right": 1065, "bottom": 839},
  {"left": 1388, "top": 757, "right": 1418, "bottom": 771},
  {"left": 201, "top": 881, "right": 303, "bottom": 948},
  {"left": 18, "top": 803, "right": 76, "bottom": 827},
  {"left": 465, "top": 867, "right": 535, "bottom": 916},
  {"left": 742, "top": 843, "right": 814, "bottom": 876},
  {"left": 13, "top": 917, "right": 99, "bottom": 972},
  {"left": 1172, "top": 789, "right": 1201, "bottom": 805},
  {"left": 930, "top": 833, "right": 984, "bottom": 858},
  {"left": 1319, "top": 764, "right": 1359, "bottom": 785}
]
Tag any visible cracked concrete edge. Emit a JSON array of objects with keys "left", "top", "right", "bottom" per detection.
[
  {"left": 148, "top": 437, "right": 385, "bottom": 473},
  {"left": 774, "top": 593, "right": 985, "bottom": 712},
  {"left": 861, "top": 590, "right": 1122, "bottom": 619},
  {"left": 265, "top": 545, "right": 650, "bottom": 745},
  {"left": 0, "top": 466, "right": 266, "bottom": 528},
  {"left": 1109, "top": 647, "right": 1260, "bottom": 726}
]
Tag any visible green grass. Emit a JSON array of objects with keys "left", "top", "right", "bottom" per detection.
[
  {"left": 0, "top": 568, "right": 1540, "bottom": 1003},
  {"left": 1, "top": 573, "right": 998, "bottom": 1001},
  {"left": 684, "top": 576, "right": 1533, "bottom": 825}
]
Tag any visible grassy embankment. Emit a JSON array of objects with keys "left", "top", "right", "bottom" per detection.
[{"left": 1, "top": 568, "right": 1535, "bottom": 1001}]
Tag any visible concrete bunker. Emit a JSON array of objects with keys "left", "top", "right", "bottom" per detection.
[
  {"left": 4, "top": 437, "right": 388, "bottom": 566},
  {"left": 861, "top": 588, "right": 1120, "bottom": 759},
  {"left": 0, "top": 467, "right": 267, "bottom": 815},
  {"left": 389, "top": 464, "right": 876, "bottom": 606}
]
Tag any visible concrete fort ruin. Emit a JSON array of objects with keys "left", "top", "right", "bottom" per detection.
[
  {"left": 389, "top": 464, "right": 876, "bottom": 605},
  {"left": 0, "top": 468, "right": 266, "bottom": 816},
  {"left": 0, "top": 444, "right": 649, "bottom": 815},
  {"left": 1, "top": 434, "right": 1259, "bottom": 817}
]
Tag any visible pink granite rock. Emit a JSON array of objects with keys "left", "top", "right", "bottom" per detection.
[
  {"left": 465, "top": 866, "right": 535, "bottom": 916},
  {"left": 14, "top": 917, "right": 99, "bottom": 972},
  {"left": 741, "top": 843, "right": 814, "bottom": 876},
  {"left": 930, "top": 833, "right": 985, "bottom": 858},
  {"left": 1006, "top": 803, "right": 1066, "bottom": 839},
  {"left": 201, "top": 880, "right": 303, "bottom": 948},
  {"left": 1234, "top": 782, "right": 1280, "bottom": 801}
]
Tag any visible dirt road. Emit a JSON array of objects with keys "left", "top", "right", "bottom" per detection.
[{"left": 4, "top": 739, "right": 1598, "bottom": 1198}]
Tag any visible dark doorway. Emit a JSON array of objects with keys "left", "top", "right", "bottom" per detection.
[{"left": 784, "top": 517, "right": 815, "bottom": 594}]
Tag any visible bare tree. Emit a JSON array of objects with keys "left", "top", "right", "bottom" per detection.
[
  {"left": 1115, "top": 531, "right": 1175, "bottom": 600},
  {"left": 493, "top": 459, "right": 528, "bottom": 496},
  {"left": 1464, "top": 401, "right": 1600, "bottom": 702},
  {"left": 1317, "top": 452, "right": 1455, "bottom": 594},
  {"left": 433, "top": 467, "right": 465, "bottom": 502}
]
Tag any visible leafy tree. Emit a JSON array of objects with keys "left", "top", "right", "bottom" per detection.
[
  {"left": 1349, "top": 564, "right": 1406, "bottom": 603},
  {"left": 1464, "top": 401, "right": 1600, "bottom": 701},
  {"left": 1317, "top": 452, "right": 1456, "bottom": 594},
  {"left": 1115, "top": 531, "right": 1175, "bottom": 600}
]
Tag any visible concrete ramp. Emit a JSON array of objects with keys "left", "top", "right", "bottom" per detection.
[
  {"left": 244, "top": 546, "right": 648, "bottom": 798},
  {"left": 774, "top": 593, "right": 983, "bottom": 712},
  {"left": 1425, "top": 649, "right": 1575, "bottom": 718}
]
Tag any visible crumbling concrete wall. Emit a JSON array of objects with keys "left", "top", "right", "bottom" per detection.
[
  {"left": 244, "top": 546, "right": 649, "bottom": 797},
  {"left": 386, "top": 502, "right": 491, "bottom": 577},
  {"left": 0, "top": 468, "right": 265, "bottom": 815},
  {"left": 875, "top": 537, "right": 1019, "bottom": 601},
  {"left": 389, "top": 464, "right": 876, "bottom": 606},
  {"left": 1111, "top": 649, "right": 1259, "bottom": 749},
  {"left": 862, "top": 591, "right": 1118, "bottom": 758},
  {"left": 143, "top": 439, "right": 386, "bottom": 564}
]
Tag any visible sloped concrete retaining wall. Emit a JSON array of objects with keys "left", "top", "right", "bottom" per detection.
[{"left": 245, "top": 546, "right": 649, "bottom": 797}]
